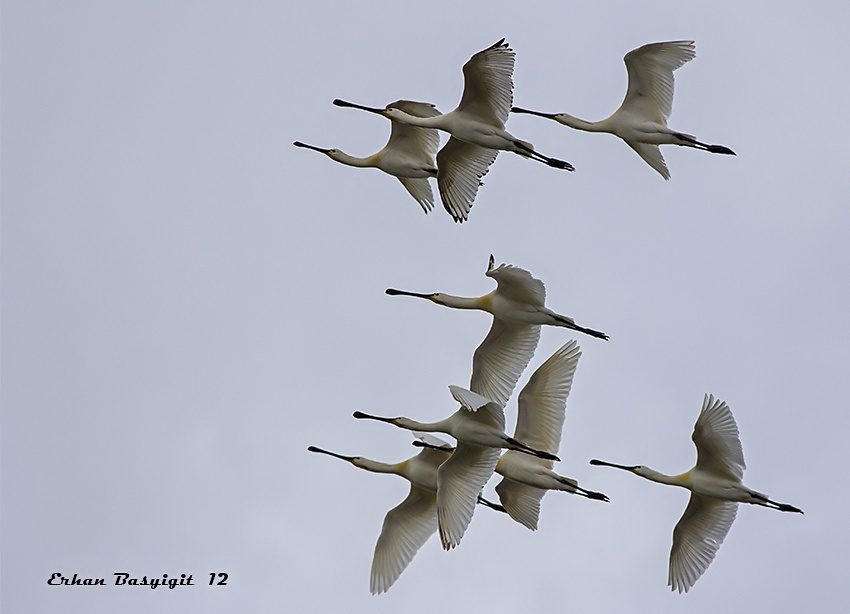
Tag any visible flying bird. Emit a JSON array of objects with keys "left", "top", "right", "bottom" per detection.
[
  {"left": 381, "top": 39, "right": 574, "bottom": 222},
  {"left": 386, "top": 255, "right": 608, "bottom": 409},
  {"left": 354, "top": 385, "right": 559, "bottom": 549},
  {"left": 293, "top": 99, "right": 440, "bottom": 212},
  {"left": 307, "top": 434, "right": 453, "bottom": 594},
  {"left": 491, "top": 340, "right": 609, "bottom": 531},
  {"left": 590, "top": 394, "right": 803, "bottom": 593},
  {"left": 512, "top": 40, "right": 735, "bottom": 180}
]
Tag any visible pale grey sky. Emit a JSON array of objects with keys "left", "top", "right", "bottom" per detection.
[{"left": 3, "top": 1, "right": 849, "bottom": 612}]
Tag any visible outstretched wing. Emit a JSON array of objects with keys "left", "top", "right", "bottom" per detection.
[
  {"left": 470, "top": 319, "right": 540, "bottom": 408},
  {"left": 448, "top": 384, "right": 505, "bottom": 431},
  {"left": 620, "top": 40, "right": 695, "bottom": 123},
  {"left": 457, "top": 39, "right": 515, "bottom": 127},
  {"left": 437, "top": 137, "right": 499, "bottom": 223},
  {"left": 485, "top": 261, "right": 546, "bottom": 306},
  {"left": 397, "top": 177, "right": 435, "bottom": 213},
  {"left": 668, "top": 493, "right": 738, "bottom": 593},
  {"left": 494, "top": 473, "right": 548, "bottom": 531},
  {"left": 385, "top": 100, "right": 441, "bottom": 163},
  {"left": 692, "top": 394, "right": 745, "bottom": 482},
  {"left": 514, "top": 340, "right": 581, "bottom": 455},
  {"left": 625, "top": 141, "right": 670, "bottom": 180},
  {"left": 437, "top": 442, "right": 501, "bottom": 549},
  {"left": 370, "top": 485, "right": 438, "bottom": 594}
]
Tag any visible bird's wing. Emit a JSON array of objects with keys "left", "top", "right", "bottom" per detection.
[
  {"left": 457, "top": 39, "right": 514, "bottom": 126},
  {"left": 385, "top": 100, "right": 442, "bottom": 162},
  {"left": 494, "top": 473, "right": 548, "bottom": 531},
  {"left": 436, "top": 137, "right": 499, "bottom": 223},
  {"left": 437, "top": 442, "right": 501, "bottom": 549},
  {"left": 668, "top": 493, "right": 738, "bottom": 593},
  {"left": 370, "top": 485, "right": 438, "bottom": 594},
  {"left": 692, "top": 394, "right": 746, "bottom": 482},
  {"left": 448, "top": 385, "right": 505, "bottom": 431},
  {"left": 397, "top": 177, "right": 435, "bottom": 213},
  {"left": 470, "top": 319, "right": 540, "bottom": 408},
  {"left": 485, "top": 262, "right": 546, "bottom": 306},
  {"left": 625, "top": 141, "right": 670, "bottom": 180},
  {"left": 514, "top": 340, "right": 581, "bottom": 454},
  {"left": 620, "top": 40, "right": 695, "bottom": 123}
]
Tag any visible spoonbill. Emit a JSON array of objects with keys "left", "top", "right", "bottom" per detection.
[
  {"left": 511, "top": 40, "right": 735, "bottom": 180},
  {"left": 491, "top": 340, "right": 609, "bottom": 530},
  {"left": 386, "top": 254, "right": 607, "bottom": 408},
  {"left": 380, "top": 39, "right": 574, "bottom": 222},
  {"left": 307, "top": 434, "right": 453, "bottom": 594},
  {"left": 293, "top": 99, "right": 440, "bottom": 212},
  {"left": 590, "top": 394, "right": 803, "bottom": 593},
  {"left": 354, "top": 385, "right": 559, "bottom": 549}
]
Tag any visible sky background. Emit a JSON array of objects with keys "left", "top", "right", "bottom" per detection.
[{"left": 3, "top": 1, "right": 849, "bottom": 612}]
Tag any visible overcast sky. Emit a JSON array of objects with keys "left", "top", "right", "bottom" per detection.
[{"left": 3, "top": 1, "right": 849, "bottom": 612}]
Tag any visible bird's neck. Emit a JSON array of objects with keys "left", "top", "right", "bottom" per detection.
[
  {"left": 434, "top": 293, "right": 487, "bottom": 311},
  {"left": 392, "top": 110, "right": 443, "bottom": 129},
  {"left": 635, "top": 466, "right": 685, "bottom": 487},
  {"left": 558, "top": 113, "right": 605, "bottom": 133},
  {"left": 330, "top": 151, "right": 379, "bottom": 168},
  {"left": 354, "top": 458, "right": 401, "bottom": 475}
]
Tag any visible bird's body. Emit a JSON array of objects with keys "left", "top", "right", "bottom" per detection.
[
  {"left": 293, "top": 99, "right": 440, "bottom": 212},
  {"left": 354, "top": 385, "right": 558, "bottom": 550},
  {"left": 488, "top": 341, "right": 608, "bottom": 531},
  {"left": 387, "top": 255, "right": 608, "bottom": 412},
  {"left": 383, "top": 39, "right": 573, "bottom": 222},
  {"left": 307, "top": 434, "right": 453, "bottom": 594},
  {"left": 591, "top": 394, "right": 802, "bottom": 593},
  {"left": 512, "top": 40, "right": 735, "bottom": 180}
]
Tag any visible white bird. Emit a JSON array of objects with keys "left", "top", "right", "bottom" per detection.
[
  {"left": 590, "top": 394, "right": 803, "bottom": 593},
  {"left": 490, "top": 340, "right": 609, "bottom": 531},
  {"left": 381, "top": 39, "right": 574, "bottom": 222},
  {"left": 512, "top": 40, "right": 735, "bottom": 180},
  {"left": 307, "top": 434, "right": 453, "bottom": 594},
  {"left": 354, "top": 385, "right": 559, "bottom": 549},
  {"left": 293, "top": 99, "right": 441, "bottom": 212},
  {"left": 386, "top": 255, "right": 607, "bottom": 409}
]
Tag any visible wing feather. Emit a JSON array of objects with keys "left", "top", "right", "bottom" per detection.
[
  {"left": 693, "top": 394, "right": 745, "bottom": 481},
  {"left": 397, "top": 177, "right": 435, "bottom": 213},
  {"left": 625, "top": 141, "right": 670, "bottom": 180},
  {"left": 514, "top": 340, "right": 581, "bottom": 454},
  {"left": 470, "top": 320, "right": 540, "bottom": 408},
  {"left": 621, "top": 40, "right": 695, "bottom": 123},
  {"left": 494, "top": 476, "right": 548, "bottom": 531},
  {"left": 370, "top": 486, "right": 438, "bottom": 594},
  {"left": 436, "top": 137, "right": 498, "bottom": 222},
  {"left": 485, "top": 262, "right": 546, "bottom": 305},
  {"left": 668, "top": 494, "right": 738, "bottom": 593},
  {"left": 437, "top": 443, "right": 501, "bottom": 549},
  {"left": 457, "top": 39, "right": 515, "bottom": 126}
]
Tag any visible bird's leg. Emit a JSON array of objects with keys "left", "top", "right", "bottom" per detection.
[
  {"left": 477, "top": 495, "right": 508, "bottom": 514},
  {"left": 750, "top": 491, "right": 804, "bottom": 514},
  {"left": 505, "top": 436, "right": 560, "bottom": 462},
  {"left": 575, "top": 485, "right": 610, "bottom": 502},
  {"left": 673, "top": 132, "right": 736, "bottom": 155},
  {"left": 512, "top": 141, "right": 575, "bottom": 171},
  {"left": 411, "top": 440, "right": 455, "bottom": 452}
]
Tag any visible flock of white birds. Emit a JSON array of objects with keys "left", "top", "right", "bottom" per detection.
[{"left": 298, "top": 39, "right": 801, "bottom": 595}]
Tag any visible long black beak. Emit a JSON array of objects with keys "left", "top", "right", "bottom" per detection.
[
  {"left": 386, "top": 288, "right": 435, "bottom": 299},
  {"left": 412, "top": 440, "right": 455, "bottom": 452},
  {"left": 511, "top": 106, "right": 559, "bottom": 119},
  {"left": 307, "top": 446, "right": 356, "bottom": 462},
  {"left": 293, "top": 141, "right": 331, "bottom": 154},
  {"left": 353, "top": 411, "right": 396, "bottom": 424},
  {"left": 333, "top": 99, "right": 386, "bottom": 115},
  {"left": 589, "top": 459, "right": 638, "bottom": 471}
]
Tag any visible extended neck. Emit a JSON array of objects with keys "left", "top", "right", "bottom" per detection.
[
  {"left": 590, "top": 459, "right": 681, "bottom": 486},
  {"left": 352, "top": 411, "right": 445, "bottom": 434},
  {"left": 385, "top": 288, "right": 484, "bottom": 310},
  {"left": 330, "top": 151, "right": 378, "bottom": 169},
  {"left": 387, "top": 108, "right": 444, "bottom": 129},
  {"left": 556, "top": 113, "right": 605, "bottom": 132}
]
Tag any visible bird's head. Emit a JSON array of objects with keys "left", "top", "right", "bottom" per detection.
[
  {"left": 293, "top": 141, "right": 343, "bottom": 160},
  {"left": 590, "top": 459, "right": 642, "bottom": 474}
]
